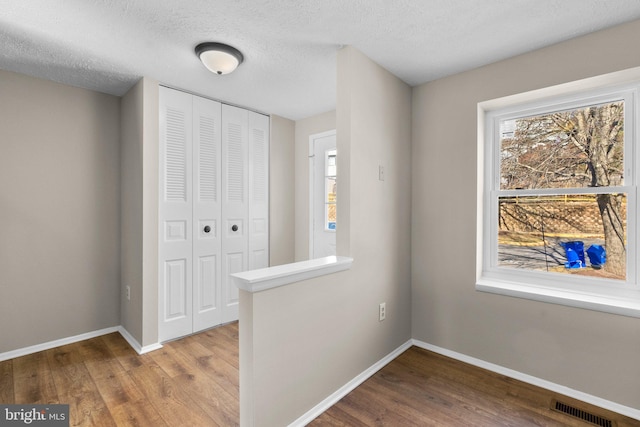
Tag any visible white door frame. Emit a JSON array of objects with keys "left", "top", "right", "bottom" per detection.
[{"left": 309, "top": 129, "right": 336, "bottom": 259}]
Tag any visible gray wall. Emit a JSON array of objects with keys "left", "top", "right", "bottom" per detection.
[
  {"left": 411, "top": 19, "right": 640, "bottom": 409},
  {"left": 120, "top": 79, "right": 144, "bottom": 343},
  {"left": 269, "top": 115, "right": 295, "bottom": 266},
  {"left": 120, "top": 77, "right": 160, "bottom": 348},
  {"left": 0, "top": 69, "right": 120, "bottom": 352},
  {"left": 294, "top": 110, "right": 336, "bottom": 261},
  {"left": 240, "top": 46, "right": 412, "bottom": 426}
]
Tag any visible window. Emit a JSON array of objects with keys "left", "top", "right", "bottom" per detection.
[
  {"left": 325, "top": 149, "right": 337, "bottom": 231},
  {"left": 478, "top": 70, "right": 640, "bottom": 317}
]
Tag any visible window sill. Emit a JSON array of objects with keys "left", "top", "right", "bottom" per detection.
[
  {"left": 231, "top": 256, "right": 353, "bottom": 293},
  {"left": 476, "top": 277, "right": 640, "bottom": 318}
]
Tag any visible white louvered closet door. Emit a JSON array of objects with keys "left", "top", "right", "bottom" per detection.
[
  {"left": 159, "top": 87, "right": 269, "bottom": 341},
  {"left": 159, "top": 88, "right": 193, "bottom": 342},
  {"left": 192, "top": 96, "right": 223, "bottom": 332},
  {"left": 221, "top": 105, "right": 249, "bottom": 323}
]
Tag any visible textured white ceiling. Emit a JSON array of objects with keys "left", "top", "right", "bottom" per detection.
[{"left": 2, "top": 0, "right": 640, "bottom": 120}]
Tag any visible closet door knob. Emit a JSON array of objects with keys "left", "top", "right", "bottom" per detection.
[
  {"left": 231, "top": 224, "right": 238, "bottom": 232},
  {"left": 203, "top": 225, "right": 211, "bottom": 233}
]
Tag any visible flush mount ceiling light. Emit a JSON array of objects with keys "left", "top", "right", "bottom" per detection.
[{"left": 195, "top": 42, "right": 244, "bottom": 75}]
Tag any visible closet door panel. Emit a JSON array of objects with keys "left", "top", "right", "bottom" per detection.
[
  {"left": 192, "top": 96, "right": 223, "bottom": 332},
  {"left": 221, "top": 105, "right": 249, "bottom": 323},
  {"left": 248, "top": 112, "right": 270, "bottom": 270},
  {"left": 159, "top": 87, "right": 193, "bottom": 341}
]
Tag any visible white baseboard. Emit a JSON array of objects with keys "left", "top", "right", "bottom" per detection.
[
  {"left": 0, "top": 326, "right": 119, "bottom": 362},
  {"left": 412, "top": 339, "right": 640, "bottom": 422},
  {"left": 289, "top": 339, "right": 414, "bottom": 427},
  {"left": 0, "top": 325, "right": 163, "bottom": 362},
  {"left": 117, "top": 326, "right": 162, "bottom": 354}
]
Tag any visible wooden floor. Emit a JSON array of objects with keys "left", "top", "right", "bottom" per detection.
[
  {"left": 311, "top": 347, "right": 640, "bottom": 427},
  {"left": 0, "top": 323, "right": 240, "bottom": 426},
  {"left": 1, "top": 323, "right": 638, "bottom": 426}
]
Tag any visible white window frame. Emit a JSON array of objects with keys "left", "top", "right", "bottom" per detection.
[{"left": 477, "top": 68, "right": 640, "bottom": 318}]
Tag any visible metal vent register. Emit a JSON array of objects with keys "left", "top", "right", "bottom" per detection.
[{"left": 551, "top": 399, "right": 616, "bottom": 427}]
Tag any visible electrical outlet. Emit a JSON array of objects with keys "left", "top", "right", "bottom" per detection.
[
  {"left": 379, "top": 302, "right": 386, "bottom": 321},
  {"left": 126, "top": 285, "right": 131, "bottom": 301},
  {"left": 378, "top": 165, "right": 385, "bottom": 181}
]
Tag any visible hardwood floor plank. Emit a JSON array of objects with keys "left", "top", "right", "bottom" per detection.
[
  {"left": 326, "top": 384, "right": 422, "bottom": 427},
  {"left": 12, "top": 352, "right": 59, "bottom": 405},
  {"left": 357, "top": 367, "right": 477, "bottom": 426},
  {"left": 107, "top": 397, "right": 168, "bottom": 427},
  {"left": 100, "top": 333, "right": 145, "bottom": 372},
  {"left": 393, "top": 348, "right": 546, "bottom": 420},
  {"left": 46, "top": 344, "right": 117, "bottom": 426},
  {"left": 78, "top": 335, "right": 165, "bottom": 427},
  {"left": 196, "top": 323, "right": 240, "bottom": 369},
  {"left": 78, "top": 337, "right": 146, "bottom": 408},
  {"left": 178, "top": 334, "right": 239, "bottom": 390},
  {"left": 423, "top": 374, "right": 567, "bottom": 426},
  {"left": 350, "top": 365, "right": 488, "bottom": 427},
  {"left": 218, "top": 321, "right": 239, "bottom": 344},
  {"left": 356, "top": 385, "right": 438, "bottom": 426},
  {"left": 149, "top": 342, "right": 238, "bottom": 427},
  {"left": 127, "top": 362, "right": 220, "bottom": 427},
  {"left": 311, "top": 406, "right": 369, "bottom": 427},
  {"left": 0, "top": 359, "right": 14, "bottom": 403},
  {"left": 79, "top": 337, "right": 166, "bottom": 426}
]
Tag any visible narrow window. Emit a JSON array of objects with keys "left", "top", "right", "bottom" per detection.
[{"left": 325, "top": 150, "right": 337, "bottom": 231}]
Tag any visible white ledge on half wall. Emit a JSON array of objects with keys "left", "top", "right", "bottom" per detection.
[{"left": 231, "top": 256, "right": 353, "bottom": 293}]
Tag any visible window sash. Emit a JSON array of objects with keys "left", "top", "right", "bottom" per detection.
[{"left": 490, "top": 90, "right": 635, "bottom": 192}]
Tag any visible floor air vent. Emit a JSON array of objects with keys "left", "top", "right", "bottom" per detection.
[{"left": 551, "top": 399, "right": 615, "bottom": 427}]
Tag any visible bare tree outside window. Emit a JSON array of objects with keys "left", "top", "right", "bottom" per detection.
[{"left": 499, "top": 101, "right": 626, "bottom": 279}]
